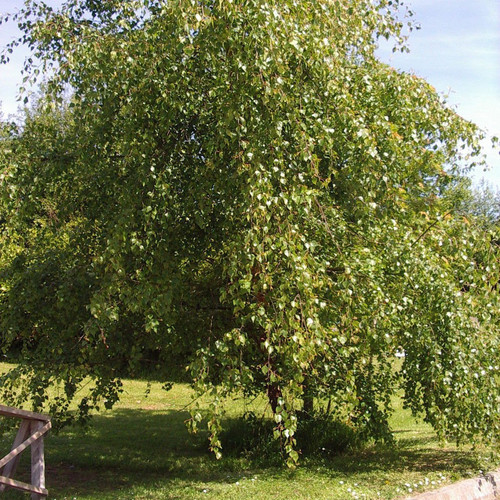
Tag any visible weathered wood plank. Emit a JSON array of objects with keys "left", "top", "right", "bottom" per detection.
[
  {"left": 0, "top": 407, "right": 51, "bottom": 498},
  {"left": 31, "top": 421, "right": 46, "bottom": 500},
  {"left": 0, "top": 419, "right": 31, "bottom": 492},
  {"left": 0, "top": 421, "right": 51, "bottom": 470},
  {"left": 0, "top": 405, "right": 51, "bottom": 422},
  {"left": 0, "top": 475, "right": 48, "bottom": 495}
]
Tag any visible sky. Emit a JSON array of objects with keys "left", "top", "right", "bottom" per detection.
[
  {"left": 0, "top": 0, "right": 499, "bottom": 188},
  {"left": 377, "top": 0, "right": 500, "bottom": 189}
]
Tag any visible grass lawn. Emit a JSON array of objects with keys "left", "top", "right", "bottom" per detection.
[{"left": 0, "top": 363, "right": 497, "bottom": 499}]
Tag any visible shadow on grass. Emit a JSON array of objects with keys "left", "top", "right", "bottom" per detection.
[{"left": 0, "top": 408, "right": 489, "bottom": 499}]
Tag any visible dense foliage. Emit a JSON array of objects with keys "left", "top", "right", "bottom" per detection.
[{"left": 1, "top": 0, "right": 498, "bottom": 463}]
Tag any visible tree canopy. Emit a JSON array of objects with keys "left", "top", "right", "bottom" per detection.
[{"left": 0, "top": 0, "right": 498, "bottom": 463}]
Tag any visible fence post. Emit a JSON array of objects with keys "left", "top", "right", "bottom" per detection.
[
  {"left": 0, "top": 405, "right": 51, "bottom": 499},
  {"left": 30, "top": 420, "right": 46, "bottom": 500}
]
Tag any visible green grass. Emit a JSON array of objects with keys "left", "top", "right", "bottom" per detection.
[{"left": 0, "top": 364, "right": 497, "bottom": 499}]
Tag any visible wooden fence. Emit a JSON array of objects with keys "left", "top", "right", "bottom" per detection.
[{"left": 0, "top": 405, "right": 51, "bottom": 499}]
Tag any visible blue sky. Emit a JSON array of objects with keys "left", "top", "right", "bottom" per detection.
[
  {"left": 377, "top": 0, "right": 500, "bottom": 189},
  {"left": 1, "top": 0, "right": 499, "bottom": 188}
]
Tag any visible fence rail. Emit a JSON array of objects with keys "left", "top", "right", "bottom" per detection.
[{"left": 0, "top": 404, "right": 51, "bottom": 499}]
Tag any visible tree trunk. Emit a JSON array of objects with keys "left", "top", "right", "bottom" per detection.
[
  {"left": 302, "top": 379, "right": 314, "bottom": 418},
  {"left": 267, "top": 383, "right": 282, "bottom": 414}
]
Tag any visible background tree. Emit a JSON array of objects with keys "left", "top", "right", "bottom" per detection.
[
  {"left": 0, "top": 0, "right": 498, "bottom": 463},
  {"left": 449, "top": 179, "right": 499, "bottom": 227}
]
